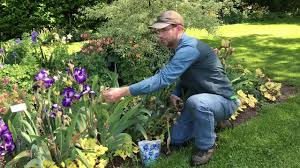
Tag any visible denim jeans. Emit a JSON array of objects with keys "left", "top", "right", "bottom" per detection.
[{"left": 170, "top": 93, "right": 240, "bottom": 150}]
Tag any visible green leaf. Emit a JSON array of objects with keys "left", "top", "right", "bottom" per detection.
[
  {"left": 21, "top": 132, "right": 32, "bottom": 143},
  {"left": 20, "top": 120, "right": 36, "bottom": 136},
  {"left": 75, "top": 148, "right": 91, "bottom": 168},
  {"left": 24, "top": 109, "right": 39, "bottom": 135},
  {"left": 62, "top": 109, "right": 80, "bottom": 158},
  {"left": 110, "top": 104, "right": 141, "bottom": 135},
  {"left": 24, "top": 158, "right": 42, "bottom": 168},
  {"left": 109, "top": 97, "right": 133, "bottom": 124},
  {"left": 7, "top": 120, "right": 18, "bottom": 142},
  {"left": 106, "top": 133, "right": 133, "bottom": 151},
  {"left": 135, "top": 123, "right": 148, "bottom": 140},
  {"left": 5, "top": 150, "right": 32, "bottom": 168}
]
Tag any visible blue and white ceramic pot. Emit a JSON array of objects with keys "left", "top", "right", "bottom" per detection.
[{"left": 138, "top": 140, "right": 161, "bottom": 167}]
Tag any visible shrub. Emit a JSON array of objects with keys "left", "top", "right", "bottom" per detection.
[
  {"left": 0, "top": 64, "right": 39, "bottom": 91},
  {"left": 82, "top": 0, "right": 222, "bottom": 84},
  {"left": 218, "top": 0, "right": 270, "bottom": 23}
]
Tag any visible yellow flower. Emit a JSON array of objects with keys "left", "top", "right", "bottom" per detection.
[
  {"left": 54, "top": 90, "right": 60, "bottom": 96},
  {"left": 260, "top": 81, "right": 282, "bottom": 101},
  {"left": 247, "top": 94, "right": 258, "bottom": 108},
  {"left": 85, "top": 153, "right": 97, "bottom": 167},
  {"left": 255, "top": 68, "right": 265, "bottom": 78},
  {"left": 265, "top": 81, "right": 275, "bottom": 89},
  {"left": 133, "top": 146, "right": 139, "bottom": 154},
  {"left": 95, "top": 145, "right": 109, "bottom": 156},
  {"left": 95, "top": 159, "right": 108, "bottom": 168},
  {"left": 43, "top": 160, "right": 59, "bottom": 168},
  {"left": 65, "top": 80, "right": 73, "bottom": 86},
  {"left": 230, "top": 111, "right": 239, "bottom": 120},
  {"left": 237, "top": 90, "right": 247, "bottom": 100},
  {"left": 114, "top": 149, "right": 131, "bottom": 160}
]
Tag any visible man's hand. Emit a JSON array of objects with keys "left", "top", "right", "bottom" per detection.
[
  {"left": 102, "top": 87, "right": 131, "bottom": 103},
  {"left": 170, "top": 94, "right": 183, "bottom": 111}
]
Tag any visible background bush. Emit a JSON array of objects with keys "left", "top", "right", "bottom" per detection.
[
  {"left": 0, "top": 0, "right": 105, "bottom": 41},
  {"left": 82, "top": 0, "right": 222, "bottom": 84}
]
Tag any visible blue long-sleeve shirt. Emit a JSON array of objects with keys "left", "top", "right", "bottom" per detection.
[
  {"left": 129, "top": 33, "right": 200, "bottom": 96},
  {"left": 129, "top": 33, "right": 234, "bottom": 99}
]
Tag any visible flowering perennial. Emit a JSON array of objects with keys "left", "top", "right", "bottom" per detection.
[{"left": 0, "top": 117, "right": 15, "bottom": 156}]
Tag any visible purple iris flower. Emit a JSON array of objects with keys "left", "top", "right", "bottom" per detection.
[
  {"left": 73, "top": 67, "right": 87, "bottom": 84},
  {"left": 0, "top": 118, "right": 15, "bottom": 156},
  {"left": 89, "top": 90, "right": 96, "bottom": 99},
  {"left": 0, "top": 121, "right": 8, "bottom": 135},
  {"left": 62, "top": 97, "right": 72, "bottom": 107},
  {"left": 15, "top": 38, "right": 21, "bottom": 44},
  {"left": 52, "top": 104, "right": 59, "bottom": 110},
  {"left": 49, "top": 112, "right": 56, "bottom": 118},
  {"left": 81, "top": 84, "right": 91, "bottom": 95},
  {"left": 73, "top": 93, "right": 82, "bottom": 100},
  {"left": 49, "top": 104, "right": 63, "bottom": 118},
  {"left": 35, "top": 69, "right": 48, "bottom": 81},
  {"left": 0, "top": 48, "right": 4, "bottom": 56},
  {"left": 66, "top": 68, "right": 71, "bottom": 74},
  {"left": 34, "top": 69, "right": 55, "bottom": 89},
  {"left": 62, "top": 87, "right": 76, "bottom": 98},
  {"left": 43, "top": 77, "right": 55, "bottom": 88},
  {"left": 31, "top": 30, "right": 38, "bottom": 43}
]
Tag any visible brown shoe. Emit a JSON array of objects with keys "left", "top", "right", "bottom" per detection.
[{"left": 191, "top": 144, "right": 217, "bottom": 166}]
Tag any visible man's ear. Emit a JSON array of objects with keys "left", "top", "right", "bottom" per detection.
[{"left": 176, "top": 25, "right": 184, "bottom": 32}]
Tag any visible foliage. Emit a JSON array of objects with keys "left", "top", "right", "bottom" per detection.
[
  {"left": 93, "top": 96, "right": 150, "bottom": 161},
  {"left": 0, "top": 85, "right": 25, "bottom": 116},
  {"left": 256, "top": 68, "right": 282, "bottom": 102},
  {"left": 242, "top": 0, "right": 300, "bottom": 14},
  {"left": 215, "top": 39, "right": 282, "bottom": 120},
  {"left": 218, "top": 0, "right": 270, "bottom": 23},
  {"left": 82, "top": 0, "right": 222, "bottom": 83},
  {"left": 214, "top": 39, "right": 235, "bottom": 71},
  {"left": 112, "top": 36, "right": 170, "bottom": 84},
  {"left": 259, "top": 81, "right": 282, "bottom": 101},
  {"left": 0, "top": 1, "right": 50, "bottom": 41},
  {"left": 72, "top": 37, "right": 118, "bottom": 86},
  {"left": 72, "top": 36, "right": 169, "bottom": 85},
  {"left": 0, "top": 64, "right": 39, "bottom": 91},
  {"left": 62, "top": 138, "right": 109, "bottom": 168},
  {"left": 1, "top": 37, "right": 32, "bottom": 65},
  {"left": 84, "top": 0, "right": 222, "bottom": 37},
  {"left": 0, "top": 0, "right": 104, "bottom": 41},
  {"left": 0, "top": 64, "right": 150, "bottom": 166}
]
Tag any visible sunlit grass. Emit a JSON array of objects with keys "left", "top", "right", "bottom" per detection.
[
  {"left": 67, "top": 41, "right": 86, "bottom": 54},
  {"left": 186, "top": 18, "right": 300, "bottom": 86}
]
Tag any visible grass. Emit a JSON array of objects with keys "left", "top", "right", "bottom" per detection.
[{"left": 148, "top": 17, "right": 300, "bottom": 168}]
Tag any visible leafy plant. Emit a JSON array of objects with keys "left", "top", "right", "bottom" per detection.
[
  {"left": 256, "top": 68, "right": 282, "bottom": 102},
  {"left": 92, "top": 96, "right": 150, "bottom": 161},
  {"left": 230, "top": 89, "right": 258, "bottom": 120}
]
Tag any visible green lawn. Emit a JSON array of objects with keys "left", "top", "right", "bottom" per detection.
[{"left": 149, "top": 17, "right": 300, "bottom": 168}]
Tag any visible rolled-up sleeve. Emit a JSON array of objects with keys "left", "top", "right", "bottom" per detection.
[{"left": 129, "top": 45, "right": 200, "bottom": 96}]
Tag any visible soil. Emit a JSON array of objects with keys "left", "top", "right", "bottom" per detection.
[
  {"left": 231, "top": 106, "right": 260, "bottom": 126},
  {"left": 106, "top": 156, "right": 131, "bottom": 168}
]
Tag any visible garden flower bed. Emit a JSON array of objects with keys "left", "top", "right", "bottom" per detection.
[{"left": 0, "top": 29, "right": 293, "bottom": 168}]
